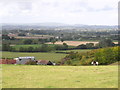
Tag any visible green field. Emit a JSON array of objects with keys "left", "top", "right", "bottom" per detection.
[
  {"left": 2, "top": 49, "right": 90, "bottom": 62},
  {"left": 2, "top": 52, "right": 67, "bottom": 62},
  {"left": 56, "top": 49, "right": 91, "bottom": 53},
  {"left": 2, "top": 65, "right": 118, "bottom": 88}
]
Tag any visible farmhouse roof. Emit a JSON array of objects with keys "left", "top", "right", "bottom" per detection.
[
  {"left": 16, "top": 60, "right": 30, "bottom": 64},
  {"left": 37, "top": 60, "right": 50, "bottom": 64},
  {"left": 0, "top": 59, "right": 16, "bottom": 64}
]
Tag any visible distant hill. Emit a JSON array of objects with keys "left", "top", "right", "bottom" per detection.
[{"left": 1, "top": 23, "right": 118, "bottom": 30}]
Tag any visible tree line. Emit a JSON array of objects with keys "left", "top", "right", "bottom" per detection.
[{"left": 2, "top": 38, "right": 118, "bottom": 52}]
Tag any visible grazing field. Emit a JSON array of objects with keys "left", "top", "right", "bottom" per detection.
[
  {"left": 0, "top": 65, "right": 1, "bottom": 89},
  {"left": 2, "top": 52, "right": 67, "bottom": 62},
  {"left": 2, "top": 65, "right": 118, "bottom": 88},
  {"left": 56, "top": 49, "right": 91, "bottom": 53},
  {"left": 47, "top": 41, "right": 118, "bottom": 46}
]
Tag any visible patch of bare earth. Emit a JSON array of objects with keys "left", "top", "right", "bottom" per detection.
[
  {"left": 47, "top": 41, "right": 118, "bottom": 46},
  {"left": 47, "top": 41, "right": 98, "bottom": 46}
]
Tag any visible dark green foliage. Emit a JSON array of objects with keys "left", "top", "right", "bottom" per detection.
[
  {"left": 2, "top": 35, "right": 11, "bottom": 40},
  {"left": 23, "top": 39, "right": 33, "bottom": 44},
  {"left": 2, "top": 44, "right": 10, "bottom": 51},
  {"left": 19, "top": 47, "right": 26, "bottom": 52},
  {"left": 86, "top": 43, "right": 94, "bottom": 49},
  {"left": 38, "top": 39, "right": 48, "bottom": 44},
  {"left": 97, "top": 39, "right": 115, "bottom": 48},
  {"left": 61, "top": 39, "right": 64, "bottom": 42},
  {"left": 17, "top": 44, "right": 54, "bottom": 52},
  {"left": 62, "top": 46, "right": 119, "bottom": 65},
  {"left": 39, "top": 44, "right": 50, "bottom": 52},
  {"left": 18, "top": 33, "right": 26, "bottom": 36},
  {"left": 55, "top": 44, "right": 68, "bottom": 50},
  {"left": 27, "top": 47, "right": 34, "bottom": 52},
  {"left": 77, "top": 44, "right": 87, "bottom": 49},
  {"left": 63, "top": 43, "right": 68, "bottom": 49},
  {"left": 94, "top": 46, "right": 119, "bottom": 65}
]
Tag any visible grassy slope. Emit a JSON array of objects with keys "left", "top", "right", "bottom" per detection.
[
  {"left": 2, "top": 52, "right": 67, "bottom": 62},
  {"left": 2, "top": 65, "right": 118, "bottom": 88},
  {"left": 110, "top": 61, "right": 120, "bottom": 65},
  {"left": 56, "top": 49, "right": 91, "bottom": 53},
  {"left": 0, "top": 65, "right": 1, "bottom": 89},
  {"left": 2, "top": 49, "right": 90, "bottom": 62}
]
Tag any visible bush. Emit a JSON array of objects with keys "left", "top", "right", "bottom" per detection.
[
  {"left": 23, "top": 39, "right": 33, "bottom": 44},
  {"left": 62, "top": 46, "right": 119, "bottom": 65},
  {"left": 97, "top": 39, "right": 115, "bottom": 48},
  {"left": 94, "top": 46, "right": 119, "bottom": 65},
  {"left": 77, "top": 44, "right": 87, "bottom": 49}
]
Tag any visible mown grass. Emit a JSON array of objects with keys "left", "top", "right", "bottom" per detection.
[
  {"left": 56, "top": 49, "right": 91, "bottom": 53},
  {"left": 2, "top": 65, "right": 118, "bottom": 88},
  {"left": 0, "top": 65, "right": 2, "bottom": 89},
  {"left": 2, "top": 52, "right": 67, "bottom": 62},
  {"left": 2, "top": 49, "right": 90, "bottom": 61}
]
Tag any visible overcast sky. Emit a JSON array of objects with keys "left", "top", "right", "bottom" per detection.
[{"left": 0, "top": 0, "right": 119, "bottom": 25}]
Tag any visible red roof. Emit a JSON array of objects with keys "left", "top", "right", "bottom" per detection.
[
  {"left": 37, "top": 60, "right": 50, "bottom": 64},
  {"left": 0, "top": 59, "right": 16, "bottom": 64}
]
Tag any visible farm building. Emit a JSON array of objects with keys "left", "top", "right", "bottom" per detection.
[
  {"left": 14, "top": 56, "right": 36, "bottom": 65},
  {"left": 37, "top": 60, "right": 55, "bottom": 65},
  {"left": 0, "top": 59, "right": 16, "bottom": 64},
  {"left": 1, "top": 57, "right": 55, "bottom": 65}
]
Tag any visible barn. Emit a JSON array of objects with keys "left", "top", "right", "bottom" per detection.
[
  {"left": 37, "top": 60, "right": 54, "bottom": 65},
  {"left": 15, "top": 56, "right": 36, "bottom": 65}
]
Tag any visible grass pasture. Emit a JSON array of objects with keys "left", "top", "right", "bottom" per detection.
[
  {"left": 2, "top": 52, "right": 67, "bottom": 62},
  {"left": 2, "top": 65, "right": 118, "bottom": 88},
  {"left": 56, "top": 49, "right": 91, "bottom": 53}
]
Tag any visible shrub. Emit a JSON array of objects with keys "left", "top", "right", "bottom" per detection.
[{"left": 62, "top": 46, "right": 119, "bottom": 65}]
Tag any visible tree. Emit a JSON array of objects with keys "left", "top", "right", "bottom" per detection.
[
  {"left": 23, "top": 39, "right": 33, "bottom": 44},
  {"left": 86, "top": 43, "right": 94, "bottom": 49},
  {"left": 97, "top": 39, "right": 115, "bottom": 48},
  {"left": 18, "top": 33, "right": 26, "bottom": 36},
  {"left": 19, "top": 47, "right": 26, "bottom": 52},
  {"left": 77, "top": 44, "right": 87, "bottom": 49},
  {"left": 27, "top": 47, "right": 34, "bottom": 52},
  {"left": 39, "top": 44, "right": 49, "bottom": 52},
  {"left": 63, "top": 43, "right": 68, "bottom": 49},
  {"left": 61, "top": 39, "right": 64, "bottom": 42},
  {"left": 2, "top": 44, "right": 10, "bottom": 51},
  {"left": 51, "top": 39, "right": 56, "bottom": 44},
  {"left": 10, "top": 37, "right": 15, "bottom": 40},
  {"left": 32, "top": 39, "right": 38, "bottom": 44},
  {"left": 39, "top": 39, "right": 45, "bottom": 44},
  {"left": 2, "top": 35, "right": 10, "bottom": 40}
]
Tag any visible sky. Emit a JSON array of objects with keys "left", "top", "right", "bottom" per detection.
[{"left": 0, "top": 0, "right": 119, "bottom": 25}]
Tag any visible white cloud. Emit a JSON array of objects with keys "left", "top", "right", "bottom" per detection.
[{"left": 0, "top": 0, "right": 118, "bottom": 25}]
